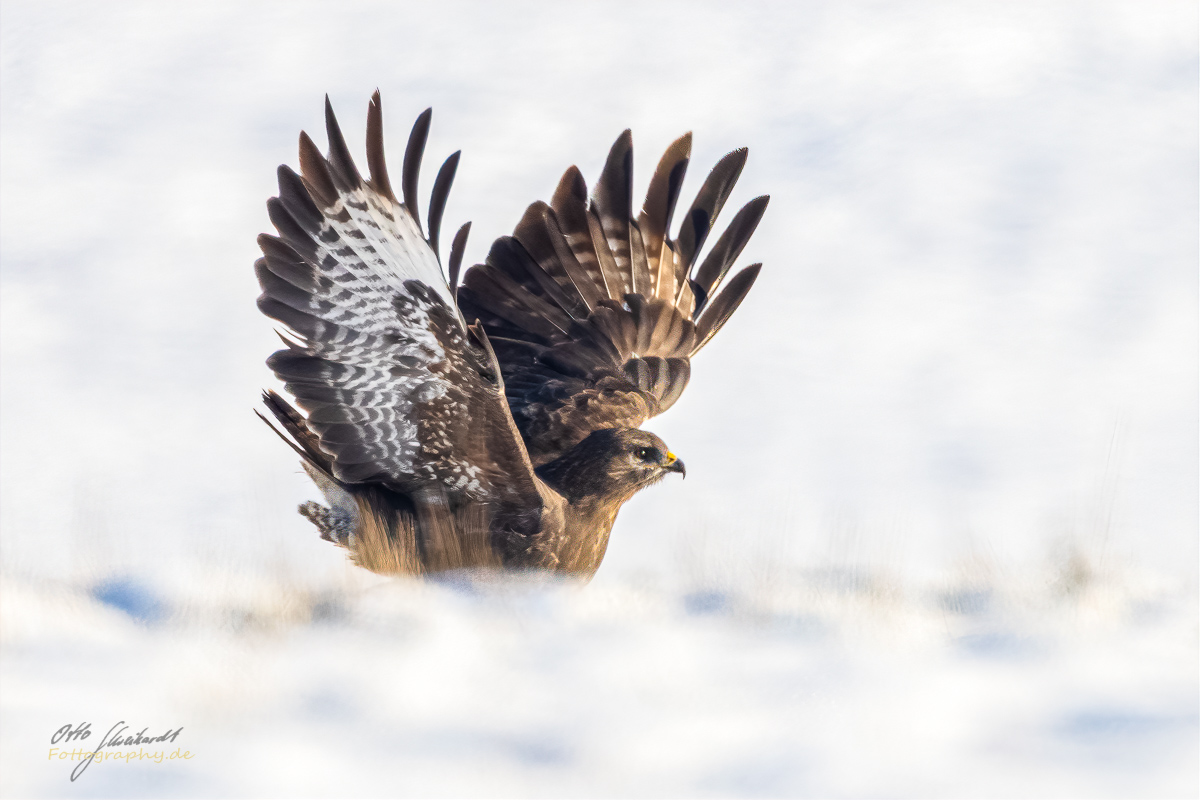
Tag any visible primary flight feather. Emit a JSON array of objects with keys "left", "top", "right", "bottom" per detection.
[{"left": 255, "top": 92, "right": 767, "bottom": 577}]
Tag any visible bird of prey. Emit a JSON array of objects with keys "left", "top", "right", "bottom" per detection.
[{"left": 255, "top": 92, "right": 767, "bottom": 578}]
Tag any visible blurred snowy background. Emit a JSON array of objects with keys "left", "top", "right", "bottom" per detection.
[{"left": 1, "top": 1, "right": 1196, "bottom": 797}]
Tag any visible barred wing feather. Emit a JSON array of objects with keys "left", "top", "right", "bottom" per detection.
[
  {"left": 458, "top": 130, "right": 767, "bottom": 465},
  {"left": 255, "top": 93, "right": 540, "bottom": 511}
]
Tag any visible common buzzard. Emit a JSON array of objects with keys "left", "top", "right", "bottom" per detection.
[{"left": 255, "top": 93, "right": 767, "bottom": 578}]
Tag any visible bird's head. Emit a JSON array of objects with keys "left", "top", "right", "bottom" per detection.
[
  {"left": 612, "top": 428, "right": 686, "bottom": 486},
  {"left": 535, "top": 427, "right": 686, "bottom": 505}
]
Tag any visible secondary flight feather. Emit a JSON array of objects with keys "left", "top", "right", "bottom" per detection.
[{"left": 255, "top": 92, "right": 767, "bottom": 577}]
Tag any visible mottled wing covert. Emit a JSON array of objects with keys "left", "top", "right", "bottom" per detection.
[{"left": 255, "top": 93, "right": 540, "bottom": 511}]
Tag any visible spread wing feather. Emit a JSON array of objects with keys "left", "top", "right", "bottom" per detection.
[
  {"left": 691, "top": 194, "right": 769, "bottom": 313},
  {"left": 675, "top": 147, "right": 748, "bottom": 282},
  {"left": 458, "top": 131, "right": 767, "bottom": 465},
  {"left": 426, "top": 150, "right": 461, "bottom": 261},
  {"left": 256, "top": 93, "right": 542, "bottom": 520}
]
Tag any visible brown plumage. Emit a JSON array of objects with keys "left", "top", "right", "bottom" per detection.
[{"left": 254, "top": 92, "right": 765, "bottom": 578}]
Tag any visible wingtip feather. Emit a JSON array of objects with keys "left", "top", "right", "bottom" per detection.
[
  {"left": 428, "top": 149, "right": 461, "bottom": 260},
  {"left": 365, "top": 89, "right": 396, "bottom": 201},
  {"left": 448, "top": 221, "right": 471, "bottom": 302},
  {"left": 323, "top": 96, "right": 362, "bottom": 190},
  {"left": 402, "top": 108, "right": 433, "bottom": 233},
  {"left": 692, "top": 262, "right": 761, "bottom": 353}
]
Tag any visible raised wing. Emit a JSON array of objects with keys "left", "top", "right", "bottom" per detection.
[
  {"left": 254, "top": 92, "right": 542, "bottom": 525},
  {"left": 457, "top": 132, "right": 767, "bottom": 465}
]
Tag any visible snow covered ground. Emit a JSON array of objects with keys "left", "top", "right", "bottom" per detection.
[
  {"left": 2, "top": 2, "right": 1196, "bottom": 797},
  {"left": 2, "top": 557, "right": 1196, "bottom": 797}
]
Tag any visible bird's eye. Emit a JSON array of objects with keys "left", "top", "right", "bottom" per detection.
[{"left": 635, "top": 447, "right": 657, "bottom": 462}]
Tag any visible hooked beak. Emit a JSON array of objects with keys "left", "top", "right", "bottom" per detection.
[{"left": 664, "top": 452, "right": 686, "bottom": 479}]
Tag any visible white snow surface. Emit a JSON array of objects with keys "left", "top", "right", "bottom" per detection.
[{"left": 1, "top": 2, "right": 1196, "bottom": 797}]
